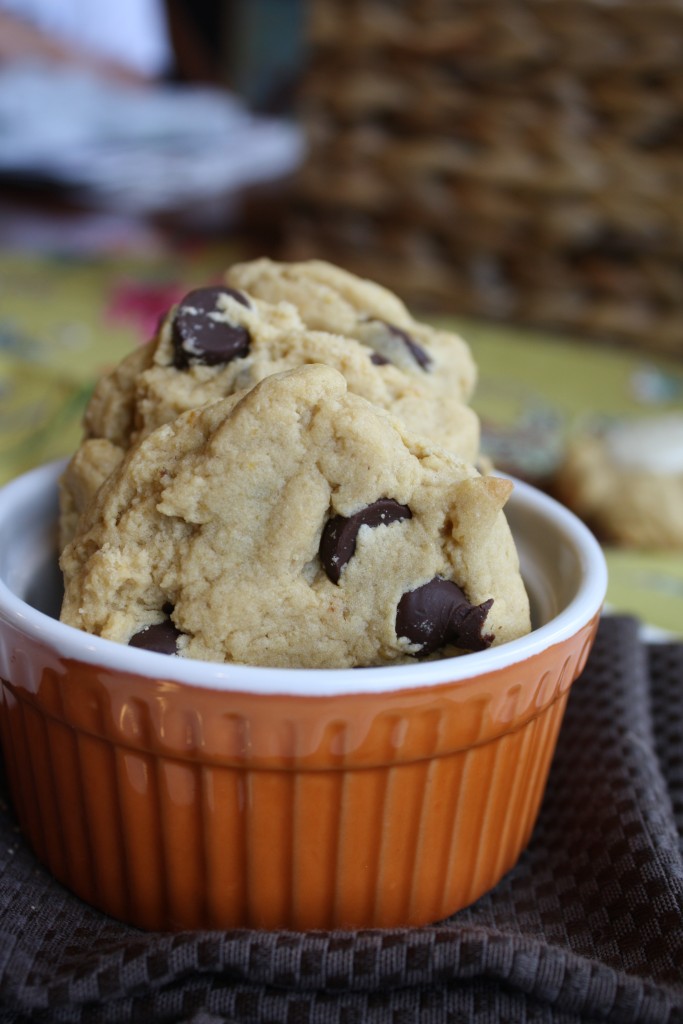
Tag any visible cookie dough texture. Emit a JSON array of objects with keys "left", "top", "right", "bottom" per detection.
[
  {"left": 60, "top": 365, "right": 529, "bottom": 669},
  {"left": 556, "top": 414, "right": 683, "bottom": 549},
  {"left": 82, "top": 259, "right": 480, "bottom": 460}
]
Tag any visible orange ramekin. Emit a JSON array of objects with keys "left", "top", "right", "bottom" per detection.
[{"left": 0, "top": 460, "right": 606, "bottom": 930}]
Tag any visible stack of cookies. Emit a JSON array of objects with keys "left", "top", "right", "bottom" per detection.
[
  {"left": 58, "top": 259, "right": 531, "bottom": 668},
  {"left": 285, "top": 0, "right": 683, "bottom": 356}
]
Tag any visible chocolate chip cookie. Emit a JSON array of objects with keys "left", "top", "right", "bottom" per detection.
[
  {"left": 83, "top": 262, "right": 480, "bottom": 460},
  {"left": 60, "top": 365, "right": 529, "bottom": 668},
  {"left": 225, "top": 257, "right": 477, "bottom": 398},
  {"left": 556, "top": 413, "right": 683, "bottom": 549}
]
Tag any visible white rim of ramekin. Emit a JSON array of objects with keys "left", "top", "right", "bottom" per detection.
[{"left": 0, "top": 459, "right": 607, "bottom": 696}]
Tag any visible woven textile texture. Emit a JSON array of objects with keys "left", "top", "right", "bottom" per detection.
[{"left": 0, "top": 616, "right": 682, "bottom": 1023}]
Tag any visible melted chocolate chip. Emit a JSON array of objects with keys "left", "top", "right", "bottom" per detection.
[
  {"left": 386, "top": 322, "right": 431, "bottom": 369},
  {"left": 129, "top": 617, "right": 182, "bottom": 654},
  {"left": 396, "top": 577, "right": 493, "bottom": 657},
  {"left": 172, "top": 286, "right": 251, "bottom": 369},
  {"left": 320, "top": 499, "right": 412, "bottom": 583},
  {"left": 367, "top": 320, "right": 431, "bottom": 370}
]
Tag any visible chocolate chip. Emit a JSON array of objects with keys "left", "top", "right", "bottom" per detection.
[
  {"left": 129, "top": 617, "right": 182, "bottom": 654},
  {"left": 367, "top": 320, "right": 431, "bottom": 370},
  {"left": 386, "top": 322, "right": 431, "bottom": 369},
  {"left": 370, "top": 352, "right": 390, "bottom": 366},
  {"left": 172, "top": 286, "right": 250, "bottom": 368},
  {"left": 320, "top": 498, "right": 412, "bottom": 583},
  {"left": 396, "top": 577, "right": 493, "bottom": 657}
]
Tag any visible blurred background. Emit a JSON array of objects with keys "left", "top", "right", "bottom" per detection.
[{"left": 0, "top": 0, "right": 682, "bottom": 633}]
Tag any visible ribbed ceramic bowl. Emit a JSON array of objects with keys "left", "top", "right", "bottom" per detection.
[{"left": 0, "top": 459, "right": 607, "bottom": 931}]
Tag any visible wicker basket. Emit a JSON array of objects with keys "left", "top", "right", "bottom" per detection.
[{"left": 286, "top": 0, "right": 683, "bottom": 356}]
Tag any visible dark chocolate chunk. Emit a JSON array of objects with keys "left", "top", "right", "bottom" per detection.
[
  {"left": 172, "top": 286, "right": 250, "bottom": 369},
  {"left": 370, "top": 351, "right": 390, "bottom": 366},
  {"left": 320, "top": 498, "right": 412, "bottom": 583},
  {"left": 396, "top": 577, "right": 493, "bottom": 657},
  {"left": 129, "top": 617, "right": 182, "bottom": 655}
]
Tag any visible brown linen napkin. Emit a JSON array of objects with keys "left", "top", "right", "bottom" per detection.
[{"left": 1, "top": 616, "right": 682, "bottom": 1024}]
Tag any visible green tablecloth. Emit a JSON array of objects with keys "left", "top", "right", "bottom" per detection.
[{"left": 1, "top": 251, "right": 682, "bottom": 636}]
